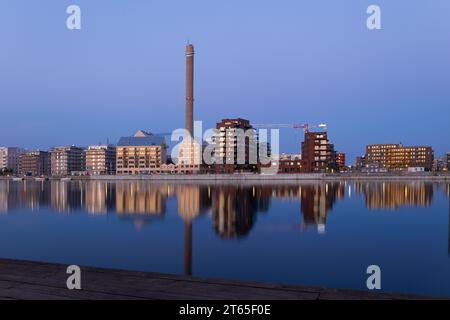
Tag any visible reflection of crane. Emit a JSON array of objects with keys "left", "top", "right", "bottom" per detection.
[{"left": 252, "top": 123, "right": 327, "bottom": 133}]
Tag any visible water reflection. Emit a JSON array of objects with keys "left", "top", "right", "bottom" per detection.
[
  {"left": 176, "top": 185, "right": 211, "bottom": 275},
  {"left": 300, "top": 184, "right": 345, "bottom": 232},
  {"left": 0, "top": 180, "right": 449, "bottom": 275},
  {"left": 355, "top": 182, "right": 433, "bottom": 209},
  {"left": 0, "top": 180, "right": 448, "bottom": 294},
  {"left": 448, "top": 184, "right": 450, "bottom": 254},
  {"left": 212, "top": 186, "right": 270, "bottom": 238},
  {"left": 0, "top": 181, "right": 446, "bottom": 222},
  {"left": 116, "top": 183, "right": 167, "bottom": 215}
]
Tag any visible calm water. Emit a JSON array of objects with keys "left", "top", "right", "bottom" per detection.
[{"left": 0, "top": 180, "right": 449, "bottom": 297}]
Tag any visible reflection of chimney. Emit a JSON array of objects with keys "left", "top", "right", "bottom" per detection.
[
  {"left": 185, "top": 44, "right": 195, "bottom": 137},
  {"left": 184, "top": 221, "right": 192, "bottom": 276}
]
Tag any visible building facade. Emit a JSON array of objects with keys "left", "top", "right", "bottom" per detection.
[
  {"left": 269, "top": 154, "right": 302, "bottom": 174},
  {"left": 432, "top": 156, "right": 447, "bottom": 172},
  {"left": 336, "top": 152, "right": 346, "bottom": 171},
  {"left": 50, "top": 146, "right": 85, "bottom": 176},
  {"left": 175, "top": 137, "right": 203, "bottom": 174},
  {"left": 214, "top": 118, "right": 258, "bottom": 173},
  {"left": 116, "top": 130, "right": 167, "bottom": 175},
  {"left": 85, "top": 145, "right": 116, "bottom": 175},
  {"left": 301, "top": 131, "right": 337, "bottom": 173},
  {"left": 366, "top": 144, "right": 401, "bottom": 167},
  {"left": 355, "top": 155, "right": 366, "bottom": 171},
  {"left": 0, "top": 147, "right": 25, "bottom": 174},
  {"left": 366, "top": 144, "right": 433, "bottom": 171},
  {"left": 447, "top": 153, "right": 450, "bottom": 171},
  {"left": 278, "top": 159, "right": 303, "bottom": 173},
  {"left": 19, "top": 151, "right": 51, "bottom": 177},
  {"left": 385, "top": 146, "right": 434, "bottom": 171}
]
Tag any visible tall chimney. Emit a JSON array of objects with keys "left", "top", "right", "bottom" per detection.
[{"left": 185, "top": 44, "right": 194, "bottom": 137}]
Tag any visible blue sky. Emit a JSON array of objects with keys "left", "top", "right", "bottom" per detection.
[{"left": 0, "top": 0, "right": 449, "bottom": 162}]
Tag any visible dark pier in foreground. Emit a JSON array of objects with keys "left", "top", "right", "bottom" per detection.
[{"left": 0, "top": 259, "right": 438, "bottom": 300}]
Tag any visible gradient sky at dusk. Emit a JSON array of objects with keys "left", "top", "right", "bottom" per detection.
[{"left": 1, "top": 0, "right": 449, "bottom": 161}]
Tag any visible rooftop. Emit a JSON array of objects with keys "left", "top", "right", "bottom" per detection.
[{"left": 117, "top": 130, "right": 165, "bottom": 147}]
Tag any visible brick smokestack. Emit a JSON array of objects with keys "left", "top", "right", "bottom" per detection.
[{"left": 185, "top": 44, "right": 194, "bottom": 137}]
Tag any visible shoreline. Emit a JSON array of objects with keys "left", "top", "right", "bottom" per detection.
[{"left": 1, "top": 173, "right": 450, "bottom": 182}]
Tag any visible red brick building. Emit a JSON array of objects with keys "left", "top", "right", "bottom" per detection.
[
  {"left": 336, "top": 152, "right": 346, "bottom": 171},
  {"left": 214, "top": 118, "right": 258, "bottom": 173},
  {"left": 301, "top": 132, "right": 337, "bottom": 173}
]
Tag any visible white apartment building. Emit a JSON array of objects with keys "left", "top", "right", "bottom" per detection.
[{"left": 0, "top": 147, "right": 25, "bottom": 174}]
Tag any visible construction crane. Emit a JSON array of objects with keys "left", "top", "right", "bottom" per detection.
[
  {"left": 252, "top": 123, "right": 327, "bottom": 133},
  {"left": 154, "top": 123, "right": 327, "bottom": 137}
]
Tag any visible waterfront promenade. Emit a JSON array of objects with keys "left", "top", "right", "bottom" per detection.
[{"left": 0, "top": 258, "right": 436, "bottom": 300}]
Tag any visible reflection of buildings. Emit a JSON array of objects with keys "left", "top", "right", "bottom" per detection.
[
  {"left": 356, "top": 182, "right": 433, "bottom": 210},
  {"left": 0, "top": 181, "right": 11, "bottom": 213},
  {"left": 85, "top": 181, "right": 115, "bottom": 214},
  {"left": 1, "top": 180, "right": 448, "bottom": 262},
  {"left": 115, "top": 182, "right": 167, "bottom": 215},
  {"left": 0, "top": 180, "right": 51, "bottom": 212},
  {"left": 19, "top": 180, "right": 51, "bottom": 210},
  {"left": 177, "top": 185, "right": 210, "bottom": 222},
  {"left": 176, "top": 185, "right": 211, "bottom": 275},
  {"left": 211, "top": 186, "right": 270, "bottom": 238},
  {"left": 115, "top": 182, "right": 169, "bottom": 230},
  {"left": 447, "top": 184, "right": 450, "bottom": 254},
  {"left": 50, "top": 181, "right": 84, "bottom": 213},
  {"left": 300, "top": 183, "right": 344, "bottom": 232}
]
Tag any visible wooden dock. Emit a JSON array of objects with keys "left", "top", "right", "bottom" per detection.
[{"left": 0, "top": 258, "right": 437, "bottom": 300}]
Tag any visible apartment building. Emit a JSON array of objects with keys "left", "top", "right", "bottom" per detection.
[
  {"left": 0, "top": 147, "right": 25, "bottom": 174},
  {"left": 175, "top": 137, "right": 203, "bottom": 174},
  {"left": 336, "top": 152, "right": 346, "bottom": 171},
  {"left": 385, "top": 146, "right": 434, "bottom": 171},
  {"left": 19, "top": 151, "right": 51, "bottom": 176},
  {"left": 301, "top": 131, "right": 337, "bottom": 173},
  {"left": 366, "top": 144, "right": 402, "bottom": 167},
  {"left": 266, "top": 154, "right": 302, "bottom": 174},
  {"left": 85, "top": 145, "right": 116, "bottom": 175},
  {"left": 365, "top": 144, "right": 434, "bottom": 171},
  {"left": 214, "top": 118, "right": 258, "bottom": 173},
  {"left": 50, "top": 146, "right": 85, "bottom": 176},
  {"left": 278, "top": 159, "right": 303, "bottom": 173},
  {"left": 447, "top": 153, "right": 450, "bottom": 171},
  {"left": 116, "top": 130, "right": 167, "bottom": 175},
  {"left": 355, "top": 155, "right": 366, "bottom": 171}
]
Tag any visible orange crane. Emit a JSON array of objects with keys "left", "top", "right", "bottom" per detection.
[{"left": 252, "top": 123, "right": 327, "bottom": 133}]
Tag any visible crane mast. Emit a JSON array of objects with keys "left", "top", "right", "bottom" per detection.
[{"left": 252, "top": 123, "right": 327, "bottom": 133}]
